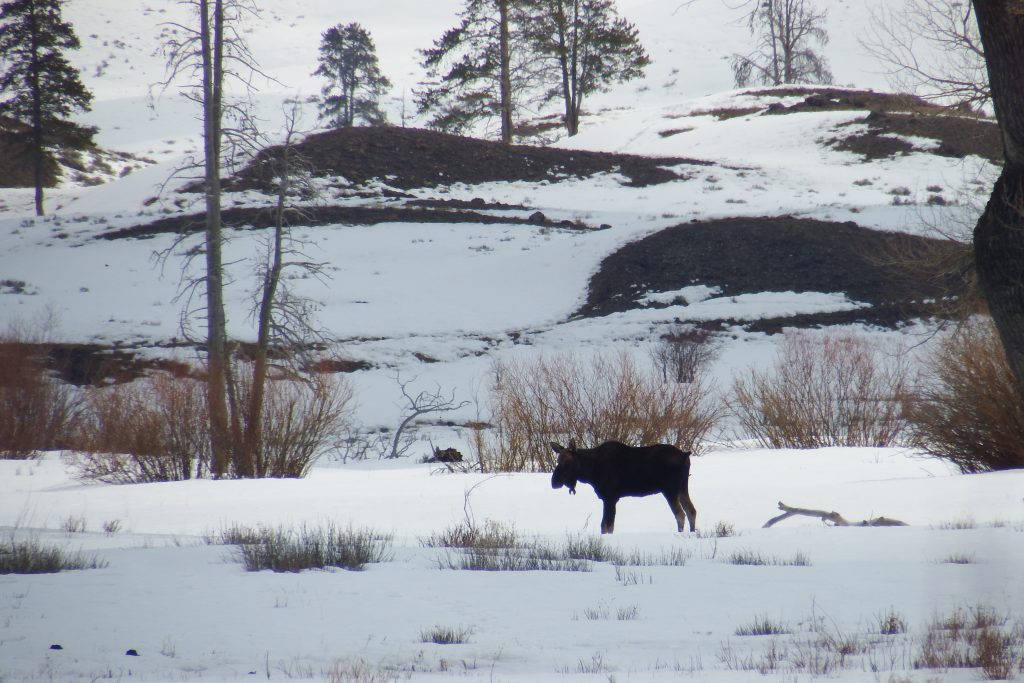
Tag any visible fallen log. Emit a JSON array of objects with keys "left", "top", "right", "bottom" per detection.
[{"left": 763, "top": 501, "right": 908, "bottom": 528}]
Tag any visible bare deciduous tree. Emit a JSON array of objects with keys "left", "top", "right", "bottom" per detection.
[
  {"left": 386, "top": 373, "right": 469, "bottom": 459},
  {"left": 158, "top": 5, "right": 338, "bottom": 479},
  {"left": 158, "top": 0, "right": 264, "bottom": 477},
  {"left": 649, "top": 326, "right": 720, "bottom": 384},
  {"left": 861, "top": 0, "right": 989, "bottom": 110},
  {"left": 731, "top": 0, "right": 832, "bottom": 88}
]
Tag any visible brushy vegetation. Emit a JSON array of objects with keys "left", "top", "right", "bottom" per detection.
[
  {"left": 420, "top": 519, "right": 519, "bottom": 550},
  {"left": 878, "top": 608, "right": 908, "bottom": 635},
  {"left": 914, "top": 606, "right": 1024, "bottom": 680},
  {"left": 324, "top": 659, "right": 401, "bottom": 683},
  {"left": 0, "top": 535, "right": 107, "bottom": 574},
  {"left": 735, "top": 615, "right": 792, "bottom": 636},
  {"left": 726, "top": 548, "right": 811, "bottom": 567},
  {"left": 68, "top": 367, "right": 354, "bottom": 482},
  {"left": 219, "top": 523, "right": 393, "bottom": 572},
  {"left": 730, "top": 332, "right": 911, "bottom": 448},
  {"left": 906, "top": 317, "right": 1024, "bottom": 472},
  {"left": 478, "top": 350, "right": 723, "bottom": 472},
  {"left": 435, "top": 536, "right": 592, "bottom": 572},
  {"left": 424, "top": 520, "right": 692, "bottom": 572},
  {"left": 717, "top": 604, "right": 1024, "bottom": 680},
  {"left": 418, "top": 625, "right": 473, "bottom": 645},
  {"left": 0, "top": 328, "right": 79, "bottom": 459}
]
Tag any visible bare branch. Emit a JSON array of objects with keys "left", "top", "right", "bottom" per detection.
[{"left": 763, "top": 501, "right": 908, "bottom": 528}]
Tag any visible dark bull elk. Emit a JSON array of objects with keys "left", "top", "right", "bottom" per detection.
[{"left": 550, "top": 441, "right": 696, "bottom": 534}]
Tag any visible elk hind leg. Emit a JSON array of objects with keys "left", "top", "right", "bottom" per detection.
[
  {"left": 664, "top": 491, "right": 689, "bottom": 532},
  {"left": 678, "top": 490, "right": 697, "bottom": 532}
]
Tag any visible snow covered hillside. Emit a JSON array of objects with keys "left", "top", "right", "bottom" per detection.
[{"left": 1, "top": 1, "right": 1021, "bottom": 681}]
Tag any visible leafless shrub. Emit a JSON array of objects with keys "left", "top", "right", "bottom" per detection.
[
  {"left": 0, "top": 328, "right": 79, "bottom": 459},
  {"left": 730, "top": 332, "right": 911, "bottom": 448},
  {"left": 479, "top": 350, "right": 723, "bottom": 472},
  {"left": 914, "top": 606, "right": 1023, "bottom": 679},
  {"left": 906, "top": 317, "right": 1024, "bottom": 472},
  {"left": 69, "top": 372, "right": 211, "bottom": 483},
  {"left": 70, "top": 366, "right": 354, "bottom": 482},
  {"left": 649, "top": 326, "right": 721, "bottom": 383},
  {"left": 236, "top": 369, "right": 355, "bottom": 477}
]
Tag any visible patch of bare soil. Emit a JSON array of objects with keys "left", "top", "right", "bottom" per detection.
[
  {"left": 579, "top": 216, "right": 969, "bottom": 332},
  {"left": 831, "top": 110, "right": 1001, "bottom": 162},
  {"left": 101, "top": 203, "right": 601, "bottom": 241},
  {"left": 228, "top": 126, "right": 708, "bottom": 192},
  {"left": 739, "top": 87, "right": 1001, "bottom": 162},
  {"left": 2, "top": 342, "right": 193, "bottom": 386}
]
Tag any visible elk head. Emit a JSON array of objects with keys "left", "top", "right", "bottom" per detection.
[{"left": 550, "top": 441, "right": 579, "bottom": 494}]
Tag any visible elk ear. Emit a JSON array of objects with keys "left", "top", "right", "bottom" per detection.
[
  {"left": 550, "top": 442, "right": 565, "bottom": 455},
  {"left": 568, "top": 439, "right": 577, "bottom": 451}
]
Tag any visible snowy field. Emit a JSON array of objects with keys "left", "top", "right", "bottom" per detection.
[
  {"left": 3, "top": 449, "right": 1024, "bottom": 682},
  {"left": 1, "top": 0, "right": 1022, "bottom": 681}
]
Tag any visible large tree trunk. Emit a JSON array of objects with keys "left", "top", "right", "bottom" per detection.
[
  {"left": 27, "top": 1, "right": 44, "bottom": 216},
  {"left": 201, "top": 0, "right": 232, "bottom": 478},
  {"left": 498, "top": 0, "right": 513, "bottom": 143},
  {"left": 972, "top": 1, "right": 1024, "bottom": 394},
  {"left": 31, "top": 95, "right": 44, "bottom": 217}
]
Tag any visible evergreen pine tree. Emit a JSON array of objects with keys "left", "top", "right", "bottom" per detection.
[
  {"left": 0, "top": 0, "right": 92, "bottom": 215},
  {"left": 313, "top": 23, "right": 391, "bottom": 128},
  {"left": 524, "top": 0, "right": 649, "bottom": 137},
  {"left": 415, "top": 0, "right": 538, "bottom": 142}
]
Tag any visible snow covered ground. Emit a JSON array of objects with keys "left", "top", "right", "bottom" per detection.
[
  {"left": 3, "top": 448, "right": 1023, "bottom": 682},
  {"left": 1, "top": 0, "right": 1021, "bottom": 681}
]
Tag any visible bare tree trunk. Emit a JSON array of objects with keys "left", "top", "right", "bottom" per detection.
[
  {"left": 498, "top": 0, "right": 514, "bottom": 143},
  {"left": 768, "top": 1, "right": 783, "bottom": 84},
  {"left": 31, "top": 87, "right": 44, "bottom": 217},
  {"left": 972, "top": 1, "right": 1024, "bottom": 395},
  {"left": 242, "top": 127, "right": 293, "bottom": 477},
  {"left": 200, "top": 0, "right": 232, "bottom": 478}
]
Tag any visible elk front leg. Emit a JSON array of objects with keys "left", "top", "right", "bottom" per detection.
[{"left": 601, "top": 498, "right": 617, "bottom": 534}]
